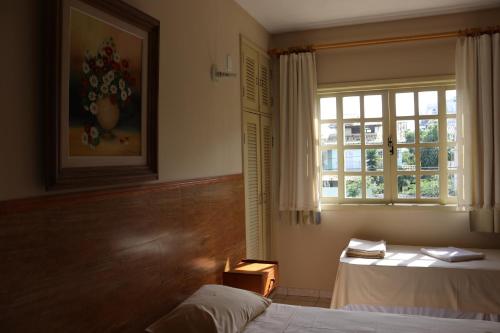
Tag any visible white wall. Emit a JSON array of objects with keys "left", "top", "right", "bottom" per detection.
[{"left": 270, "top": 8, "right": 500, "bottom": 292}]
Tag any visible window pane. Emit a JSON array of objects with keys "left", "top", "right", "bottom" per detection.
[
  {"left": 322, "top": 150, "right": 338, "bottom": 171},
  {"left": 364, "top": 95, "right": 382, "bottom": 118},
  {"left": 418, "top": 91, "right": 438, "bottom": 115},
  {"left": 397, "top": 148, "right": 416, "bottom": 171},
  {"left": 322, "top": 175, "right": 338, "bottom": 197},
  {"left": 396, "top": 120, "right": 415, "bottom": 143},
  {"left": 320, "top": 123, "right": 337, "bottom": 145},
  {"left": 345, "top": 176, "right": 362, "bottom": 198},
  {"left": 446, "top": 90, "right": 456, "bottom": 115},
  {"left": 447, "top": 147, "right": 457, "bottom": 170},
  {"left": 398, "top": 175, "right": 416, "bottom": 199},
  {"left": 343, "top": 96, "right": 360, "bottom": 119},
  {"left": 421, "top": 147, "right": 439, "bottom": 171},
  {"left": 419, "top": 119, "right": 439, "bottom": 143},
  {"left": 421, "top": 175, "right": 440, "bottom": 199},
  {"left": 344, "top": 149, "right": 362, "bottom": 172},
  {"left": 447, "top": 118, "right": 456, "bottom": 142},
  {"left": 344, "top": 123, "right": 361, "bottom": 145},
  {"left": 366, "top": 176, "right": 384, "bottom": 199},
  {"left": 396, "top": 92, "right": 414, "bottom": 117},
  {"left": 448, "top": 174, "right": 457, "bottom": 197},
  {"left": 365, "top": 149, "right": 383, "bottom": 172},
  {"left": 365, "top": 122, "right": 383, "bottom": 145},
  {"left": 320, "top": 97, "right": 337, "bottom": 120}
]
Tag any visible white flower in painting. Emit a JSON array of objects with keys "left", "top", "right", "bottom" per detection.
[
  {"left": 107, "top": 71, "right": 115, "bottom": 82},
  {"left": 88, "top": 91, "right": 96, "bottom": 101},
  {"left": 89, "top": 102, "right": 98, "bottom": 115},
  {"left": 113, "top": 52, "right": 120, "bottom": 63},
  {"left": 121, "top": 90, "right": 128, "bottom": 101},
  {"left": 96, "top": 58, "right": 104, "bottom": 67},
  {"left": 90, "top": 127, "right": 99, "bottom": 139},
  {"left": 127, "top": 87, "right": 132, "bottom": 96},
  {"left": 82, "top": 62, "right": 90, "bottom": 74},
  {"left": 84, "top": 50, "right": 92, "bottom": 59},
  {"left": 101, "top": 84, "right": 109, "bottom": 94},
  {"left": 81, "top": 132, "right": 89, "bottom": 145},
  {"left": 102, "top": 75, "right": 109, "bottom": 86},
  {"left": 89, "top": 75, "right": 98, "bottom": 88},
  {"left": 119, "top": 79, "right": 125, "bottom": 90},
  {"left": 89, "top": 144, "right": 96, "bottom": 150},
  {"left": 110, "top": 85, "right": 117, "bottom": 94}
]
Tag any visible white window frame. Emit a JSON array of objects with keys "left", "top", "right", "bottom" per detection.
[{"left": 317, "top": 76, "right": 457, "bottom": 206}]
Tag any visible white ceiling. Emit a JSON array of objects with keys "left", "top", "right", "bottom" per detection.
[{"left": 235, "top": 0, "right": 500, "bottom": 33}]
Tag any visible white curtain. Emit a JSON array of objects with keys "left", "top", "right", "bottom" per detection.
[
  {"left": 456, "top": 32, "right": 500, "bottom": 233},
  {"left": 278, "top": 52, "right": 320, "bottom": 224}
]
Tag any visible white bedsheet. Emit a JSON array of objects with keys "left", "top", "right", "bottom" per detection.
[
  {"left": 332, "top": 245, "right": 500, "bottom": 319},
  {"left": 243, "top": 303, "right": 500, "bottom": 333}
]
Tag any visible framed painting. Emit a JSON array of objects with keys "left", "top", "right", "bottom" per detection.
[{"left": 45, "top": 0, "right": 159, "bottom": 190}]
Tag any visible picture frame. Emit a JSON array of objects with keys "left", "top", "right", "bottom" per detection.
[{"left": 45, "top": 0, "right": 159, "bottom": 190}]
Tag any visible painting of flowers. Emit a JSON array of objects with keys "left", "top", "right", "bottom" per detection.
[
  {"left": 45, "top": 0, "right": 158, "bottom": 190},
  {"left": 69, "top": 8, "right": 142, "bottom": 156}
]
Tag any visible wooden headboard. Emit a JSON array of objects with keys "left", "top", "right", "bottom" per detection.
[{"left": 0, "top": 174, "right": 245, "bottom": 332}]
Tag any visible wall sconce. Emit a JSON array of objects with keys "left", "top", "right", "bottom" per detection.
[{"left": 211, "top": 54, "right": 237, "bottom": 81}]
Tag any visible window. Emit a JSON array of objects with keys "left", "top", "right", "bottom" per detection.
[{"left": 318, "top": 80, "right": 457, "bottom": 204}]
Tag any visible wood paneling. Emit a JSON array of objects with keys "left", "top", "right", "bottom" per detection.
[{"left": 0, "top": 174, "right": 245, "bottom": 332}]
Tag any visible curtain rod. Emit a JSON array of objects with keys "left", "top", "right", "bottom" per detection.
[{"left": 268, "top": 26, "right": 500, "bottom": 56}]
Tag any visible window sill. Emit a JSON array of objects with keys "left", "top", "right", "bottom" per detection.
[{"left": 320, "top": 203, "right": 463, "bottom": 213}]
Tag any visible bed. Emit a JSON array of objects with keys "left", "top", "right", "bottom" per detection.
[
  {"left": 243, "top": 302, "right": 500, "bottom": 333},
  {"left": 332, "top": 245, "right": 500, "bottom": 320},
  {"left": 146, "top": 284, "right": 500, "bottom": 333}
]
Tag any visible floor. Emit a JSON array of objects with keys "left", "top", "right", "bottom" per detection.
[{"left": 270, "top": 293, "right": 332, "bottom": 308}]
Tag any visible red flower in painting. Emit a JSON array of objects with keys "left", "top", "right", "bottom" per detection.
[
  {"left": 112, "top": 62, "right": 121, "bottom": 71},
  {"left": 82, "top": 79, "right": 89, "bottom": 88},
  {"left": 89, "top": 59, "right": 96, "bottom": 68},
  {"left": 121, "top": 59, "right": 129, "bottom": 68},
  {"left": 103, "top": 57, "right": 109, "bottom": 66},
  {"left": 110, "top": 95, "right": 117, "bottom": 105},
  {"left": 104, "top": 47, "right": 113, "bottom": 56}
]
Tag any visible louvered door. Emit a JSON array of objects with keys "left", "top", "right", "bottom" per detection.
[
  {"left": 260, "top": 115, "right": 272, "bottom": 257},
  {"left": 259, "top": 55, "right": 272, "bottom": 115},
  {"left": 243, "top": 112, "right": 262, "bottom": 259},
  {"left": 241, "top": 44, "right": 259, "bottom": 112}
]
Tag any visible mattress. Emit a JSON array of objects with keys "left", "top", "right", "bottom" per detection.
[{"left": 242, "top": 303, "right": 500, "bottom": 333}]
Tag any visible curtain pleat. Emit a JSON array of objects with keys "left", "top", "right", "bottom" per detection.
[
  {"left": 279, "top": 53, "right": 320, "bottom": 224},
  {"left": 456, "top": 33, "right": 500, "bottom": 233}
]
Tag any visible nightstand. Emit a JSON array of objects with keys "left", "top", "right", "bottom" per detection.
[{"left": 222, "top": 259, "right": 278, "bottom": 297}]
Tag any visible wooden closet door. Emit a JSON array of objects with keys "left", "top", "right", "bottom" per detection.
[
  {"left": 241, "top": 44, "right": 259, "bottom": 112},
  {"left": 243, "top": 112, "right": 263, "bottom": 259},
  {"left": 259, "top": 54, "right": 272, "bottom": 115},
  {"left": 260, "top": 115, "right": 272, "bottom": 257}
]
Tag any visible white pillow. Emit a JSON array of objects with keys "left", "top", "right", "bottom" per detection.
[{"left": 146, "top": 284, "right": 272, "bottom": 333}]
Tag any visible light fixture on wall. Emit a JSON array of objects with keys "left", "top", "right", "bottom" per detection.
[{"left": 211, "top": 54, "right": 237, "bottom": 81}]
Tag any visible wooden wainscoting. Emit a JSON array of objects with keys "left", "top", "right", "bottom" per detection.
[{"left": 0, "top": 174, "right": 245, "bottom": 333}]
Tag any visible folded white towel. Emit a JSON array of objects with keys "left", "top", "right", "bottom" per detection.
[
  {"left": 346, "top": 238, "right": 386, "bottom": 258},
  {"left": 421, "top": 247, "right": 485, "bottom": 262}
]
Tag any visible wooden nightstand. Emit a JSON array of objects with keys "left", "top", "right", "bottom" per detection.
[{"left": 223, "top": 259, "right": 278, "bottom": 297}]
